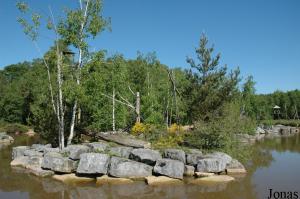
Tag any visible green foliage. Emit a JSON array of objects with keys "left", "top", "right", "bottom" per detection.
[
  {"left": 185, "top": 34, "right": 240, "bottom": 121},
  {"left": 0, "top": 122, "right": 29, "bottom": 134},
  {"left": 184, "top": 101, "right": 256, "bottom": 150}
]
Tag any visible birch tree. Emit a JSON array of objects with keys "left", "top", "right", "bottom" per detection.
[{"left": 17, "top": 0, "right": 109, "bottom": 148}]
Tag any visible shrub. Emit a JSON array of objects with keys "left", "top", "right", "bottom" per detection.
[
  {"left": 167, "top": 123, "right": 184, "bottom": 134},
  {"left": 131, "top": 122, "right": 147, "bottom": 135},
  {"left": 0, "top": 122, "right": 30, "bottom": 134},
  {"left": 152, "top": 134, "right": 184, "bottom": 150}
]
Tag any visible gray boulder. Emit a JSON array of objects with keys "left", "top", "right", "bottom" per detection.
[
  {"left": 225, "top": 159, "right": 246, "bottom": 173},
  {"left": 63, "top": 145, "right": 90, "bottom": 160},
  {"left": 109, "top": 146, "right": 133, "bottom": 158},
  {"left": 77, "top": 153, "right": 110, "bottom": 174},
  {"left": 27, "top": 156, "right": 43, "bottom": 167},
  {"left": 203, "top": 152, "right": 232, "bottom": 165},
  {"left": 42, "top": 152, "right": 63, "bottom": 170},
  {"left": 12, "top": 146, "right": 30, "bottom": 160},
  {"left": 31, "top": 144, "right": 52, "bottom": 152},
  {"left": 186, "top": 149, "right": 203, "bottom": 166},
  {"left": 0, "top": 132, "right": 14, "bottom": 144},
  {"left": 184, "top": 165, "right": 195, "bottom": 176},
  {"left": 129, "top": 148, "right": 162, "bottom": 165},
  {"left": 43, "top": 147, "right": 59, "bottom": 154},
  {"left": 256, "top": 127, "right": 266, "bottom": 134},
  {"left": 163, "top": 149, "right": 186, "bottom": 163},
  {"left": 109, "top": 157, "right": 153, "bottom": 178},
  {"left": 24, "top": 149, "right": 43, "bottom": 157},
  {"left": 196, "top": 158, "right": 227, "bottom": 173},
  {"left": 154, "top": 159, "right": 184, "bottom": 179},
  {"left": 86, "top": 142, "right": 109, "bottom": 153},
  {"left": 42, "top": 152, "right": 77, "bottom": 173}
]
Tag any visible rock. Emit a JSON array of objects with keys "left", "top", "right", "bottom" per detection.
[
  {"left": 86, "top": 142, "right": 109, "bottom": 153},
  {"left": 24, "top": 149, "right": 43, "bottom": 157},
  {"left": 43, "top": 147, "right": 59, "bottom": 154},
  {"left": 0, "top": 132, "right": 14, "bottom": 144},
  {"left": 184, "top": 165, "right": 195, "bottom": 176},
  {"left": 31, "top": 144, "right": 52, "bottom": 152},
  {"left": 256, "top": 127, "right": 266, "bottom": 134},
  {"left": 26, "top": 156, "right": 43, "bottom": 168},
  {"left": 10, "top": 156, "right": 29, "bottom": 167},
  {"left": 153, "top": 159, "right": 184, "bottom": 179},
  {"left": 192, "top": 175, "right": 235, "bottom": 183},
  {"left": 129, "top": 148, "right": 161, "bottom": 165},
  {"left": 109, "top": 157, "right": 153, "bottom": 178},
  {"left": 186, "top": 149, "right": 203, "bottom": 166},
  {"left": 195, "top": 172, "right": 215, "bottom": 177},
  {"left": 26, "top": 165, "right": 54, "bottom": 177},
  {"left": 163, "top": 149, "right": 186, "bottom": 163},
  {"left": 12, "top": 146, "right": 30, "bottom": 160},
  {"left": 96, "top": 133, "right": 151, "bottom": 148},
  {"left": 226, "top": 159, "right": 247, "bottom": 174},
  {"left": 96, "top": 175, "right": 134, "bottom": 185},
  {"left": 290, "top": 127, "right": 299, "bottom": 134},
  {"left": 63, "top": 145, "right": 90, "bottom": 160},
  {"left": 145, "top": 176, "right": 182, "bottom": 185},
  {"left": 41, "top": 152, "right": 63, "bottom": 170},
  {"left": 77, "top": 153, "right": 110, "bottom": 175},
  {"left": 53, "top": 174, "right": 94, "bottom": 184},
  {"left": 109, "top": 146, "right": 133, "bottom": 158},
  {"left": 280, "top": 127, "right": 291, "bottom": 136},
  {"left": 203, "top": 152, "right": 232, "bottom": 165},
  {"left": 196, "top": 158, "right": 227, "bottom": 173},
  {"left": 42, "top": 152, "right": 77, "bottom": 173}
]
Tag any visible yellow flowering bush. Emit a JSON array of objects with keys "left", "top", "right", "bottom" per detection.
[
  {"left": 167, "top": 123, "right": 183, "bottom": 134},
  {"left": 131, "top": 122, "right": 147, "bottom": 135}
]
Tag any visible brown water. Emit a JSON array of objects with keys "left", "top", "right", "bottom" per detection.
[{"left": 1, "top": 134, "right": 300, "bottom": 199}]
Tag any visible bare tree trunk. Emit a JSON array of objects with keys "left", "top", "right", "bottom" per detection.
[
  {"left": 112, "top": 87, "right": 116, "bottom": 132},
  {"left": 136, "top": 92, "right": 141, "bottom": 123},
  {"left": 57, "top": 51, "right": 65, "bottom": 150},
  {"left": 68, "top": 100, "right": 77, "bottom": 145}
]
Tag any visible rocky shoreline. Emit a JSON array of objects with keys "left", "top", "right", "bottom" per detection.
[
  {"left": 10, "top": 137, "right": 246, "bottom": 185},
  {"left": 236, "top": 125, "right": 300, "bottom": 145},
  {"left": 0, "top": 132, "right": 14, "bottom": 149}
]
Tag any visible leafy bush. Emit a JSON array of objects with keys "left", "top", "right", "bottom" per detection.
[
  {"left": 152, "top": 134, "right": 184, "bottom": 150},
  {"left": 0, "top": 122, "right": 30, "bottom": 134},
  {"left": 167, "top": 123, "right": 184, "bottom": 134},
  {"left": 131, "top": 122, "right": 147, "bottom": 135},
  {"left": 184, "top": 101, "right": 256, "bottom": 150}
]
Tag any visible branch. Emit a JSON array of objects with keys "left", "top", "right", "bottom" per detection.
[
  {"left": 117, "top": 93, "right": 134, "bottom": 108},
  {"left": 101, "top": 93, "right": 135, "bottom": 110},
  {"left": 128, "top": 85, "right": 135, "bottom": 96}
]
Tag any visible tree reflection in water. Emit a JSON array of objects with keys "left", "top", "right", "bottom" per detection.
[{"left": 1, "top": 134, "right": 300, "bottom": 199}]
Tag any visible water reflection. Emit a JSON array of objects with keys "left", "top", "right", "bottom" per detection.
[{"left": 1, "top": 134, "right": 300, "bottom": 199}]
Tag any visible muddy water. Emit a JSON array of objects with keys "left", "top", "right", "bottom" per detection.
[{"left": 1, "top": 134, "right": 300, "bottom": 199}]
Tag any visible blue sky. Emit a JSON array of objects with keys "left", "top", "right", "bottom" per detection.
[{"left": 0, "top": 0, "right": 299, "bottom": 94}]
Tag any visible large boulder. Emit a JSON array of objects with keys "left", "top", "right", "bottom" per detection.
[
  {"left": 12, "top": 146, "right": 30, "bottom": 160},
  {"left": 10, "top": 156, "right": 29, "bottom": 167},
  {"left": 256, "top": 127, "right": 266, "bottom": 134},
  {"left": 163, "top": 149, "right": 186, "bottom": 163},
  {"left": 129, "top": 148, "right": 161, "bottom": 165},
  {"left": 186, "top": 149, "right": 203, "bottom": 166},
  {"left": 24, "top": 149, "right": 43, "bottom": 157},
  {"left": 290, "top": 127, "right": 300, "bottom": 134},
  {"left": 184, "top": 165, "right": 195, "bottom": 176},
  {"left": 77, "top": 153, "right": 110, "bottom": 175},
  {"left": 226, "top": 159, "right": 246, "bottom": 174},
  {"left": 203, "top": 152, "right": 232, "bottom": 165},
  {"left": 43, "top": 147, "right": 59, "bottom": 154},
  {"left": 63, "top": 145, "right": 90, "bottom": 160},
  {"left": 31, "top": 144, "right": 52, "bottom": 152},
  {"left": 26, "top": 156, "right": 43, "bottom": 168},
  {"left": 109, "top": 146, "right": 133, "bottom": 158},
  {"left": 196, "top": 158, "right": 227, "bottom": 173},
  {"left": 153, "top": 159, "right": 184, "bottom": 179},
  {"left": 42, "top": 152, "right": 77, "bottom": 173},
  {"left": 26, "top": 165, "right": 54, "bottom": 177},
  {"left": 86, "top": 142, "right": 109, "bottom": 153},
  {"left": 109, "top": 157, "right": 153, "bottom": 178},
  {"left": 0, "top": 132, "right": 14, "bottom": 144}
]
